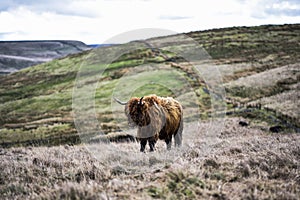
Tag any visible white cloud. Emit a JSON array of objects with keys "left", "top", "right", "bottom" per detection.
[
  {"left": 236, "top": 0, "right": 300, "bottom": 18},
  {"left": 159, "top": 15, "right": 193, "bottom": 20},
  {"left": 0, "top": 0, "right": 299, "bottom": 44}
]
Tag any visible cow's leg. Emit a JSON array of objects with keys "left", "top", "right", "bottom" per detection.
[
  {"left": 148, "top": 138, "right": 156, "bottom": 152},
  {"left": 165, "top": 137, "right": 172, "bottom": 150},
  {"left": 174, "top": 120, "right": 183, "bottom": 147},
  {"left": 140, "top": 139, "right": 147, "bottom": 152}
]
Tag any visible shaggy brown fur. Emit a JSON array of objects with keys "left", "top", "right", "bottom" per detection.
[{"left": 123, "top": 94, "right": 183, "bottom": 152}]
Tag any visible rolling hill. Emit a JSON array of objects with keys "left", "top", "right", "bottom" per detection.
[
  {"left": 0, "top": 24, "right": 299, "bottom": 147},
  {"left": 0, "top": 40, "right": 90, "bottom": 74}
]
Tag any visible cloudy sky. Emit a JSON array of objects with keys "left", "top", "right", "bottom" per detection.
[{"left": 0, "top": 0, "right": 299, "bottom": 44}]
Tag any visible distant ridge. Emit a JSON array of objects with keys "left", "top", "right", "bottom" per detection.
[
  {"left": 87, "top": 44, "right": 116, "bottom": 48},
  {"left": 0, "top": 40, "right": 90, "bottom": 74}
]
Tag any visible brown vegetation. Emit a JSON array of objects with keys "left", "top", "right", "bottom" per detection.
[{"left": 0, "top": 118, "right": 299, "bottom": 199}]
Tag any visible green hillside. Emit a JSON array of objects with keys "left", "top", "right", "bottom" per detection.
[{"left": 0, "top": 24, "right": 299, "bottom": 147}]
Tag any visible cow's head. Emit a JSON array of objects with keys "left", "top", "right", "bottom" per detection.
[{"left": 114, "top": 96, "right": 150, "bottom": 127}]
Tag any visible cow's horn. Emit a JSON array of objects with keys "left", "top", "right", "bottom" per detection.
[
  {"left": 113, "top": 97, "right": 127, "bottom": 105},
  {"left": 139, "top": 96, "right": 144, "bottom": 105}
]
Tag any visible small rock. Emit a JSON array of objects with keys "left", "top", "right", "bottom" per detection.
[
  {"left": 269, "top": 126, "right": 283, "bottom": 133},
  {"left": 239, "top": 121, "right": 248, "bottom": 127}
]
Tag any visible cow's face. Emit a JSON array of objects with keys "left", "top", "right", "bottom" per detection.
[{"left": 125, "top": 97, "right": 150, "bottom": 127}]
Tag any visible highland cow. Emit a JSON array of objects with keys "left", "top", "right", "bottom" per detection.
[{"left": 114, "top": 94, "right": 183, "bottom": 152}]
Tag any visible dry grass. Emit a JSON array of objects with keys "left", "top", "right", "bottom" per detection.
[
  {"left": 224, "top": 62, "right": 300, "bottom": 130},
  {"left": 251, "top": 88, "right": 300, "bottom": 127},
  {"left": 1, "top": 117, "right": 299, "bottom": 199},
  {"left": 225, "top": 63, "right": 299, "bottom": 100}
]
